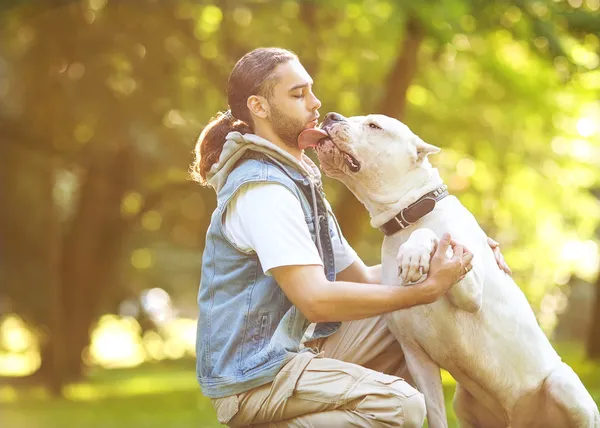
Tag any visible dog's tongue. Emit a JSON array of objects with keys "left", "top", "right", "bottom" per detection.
[{"left": 298, "top": 128, "right": 329, "bottom": 150}]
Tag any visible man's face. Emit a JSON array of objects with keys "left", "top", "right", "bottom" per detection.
[{"left": 265, "top": 59, "right": 322, "bottom": 148}]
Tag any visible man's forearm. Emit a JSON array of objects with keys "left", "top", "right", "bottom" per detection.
[
  {"left": 336, "top": 259, "right": 381, "bottom": 284},
  {"left": 309, "top": 279, "right": 431, "bottom": 322}
]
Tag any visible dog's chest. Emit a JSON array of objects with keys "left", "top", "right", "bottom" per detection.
[{"left": 380, "top": 232, "right": 411, "bottom": 286}]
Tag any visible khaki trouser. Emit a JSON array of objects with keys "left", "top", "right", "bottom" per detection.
[{"left": 211, "top": 315, "right": 426, "bottom": 427}]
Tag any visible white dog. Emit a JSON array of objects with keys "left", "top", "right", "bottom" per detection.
[{"left": 299, "top": 113, "right": 600, "bottom": 428}]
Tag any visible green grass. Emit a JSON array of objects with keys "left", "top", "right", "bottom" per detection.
[
  {"left": 1, "top": 360, "right": 221, "bottom": 428},
  {"left": 2, "top": 343, "right": 600, "bottom": 428}
]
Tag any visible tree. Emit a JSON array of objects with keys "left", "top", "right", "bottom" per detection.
[{"left": 1, "top": 0, "right": 209, "bottom": 393}]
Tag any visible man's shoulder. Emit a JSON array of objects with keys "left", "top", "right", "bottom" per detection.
[
  {"left": 225, "top": 154, "right": 300, "bottom": 190},
  {"left": 235, "top": 181, "right": 299, "bottom": 206},
  {"left": 227, "top": 156, "right": 268, "bottom": 182}
]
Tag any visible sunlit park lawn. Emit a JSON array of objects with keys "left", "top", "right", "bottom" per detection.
[
  {"left": 1, "top": 344, "right": 599, "bottom": 428},
  {"left": 1, "top": 359, "right": 221, "bottom": 428}
]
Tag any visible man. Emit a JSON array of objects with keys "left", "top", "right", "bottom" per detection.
[{"left": 191, "top": 47, "right": 510, "bottom": 427}]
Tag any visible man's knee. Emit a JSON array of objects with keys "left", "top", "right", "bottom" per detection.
[
  {"left": 401, "top": 392, "right": 426, "bottom": 428},
  {"left": 356, "top": 382, "right": 426, "bottom": 428},
  {"left": 385, "top": 378, "right": 426, "bottom": 428}
]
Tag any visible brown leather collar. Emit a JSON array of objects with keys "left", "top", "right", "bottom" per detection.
[{"left": 379, "top": 185, "right": 449, "bottom": 236}]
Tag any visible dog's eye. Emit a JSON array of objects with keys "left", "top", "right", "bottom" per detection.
[{"left": 368, "top": 123, "right": 382, "bottom": 130}]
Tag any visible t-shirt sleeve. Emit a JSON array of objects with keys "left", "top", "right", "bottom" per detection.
[{"left": 223, "top": 182, "right": 324, "bottom": 275}]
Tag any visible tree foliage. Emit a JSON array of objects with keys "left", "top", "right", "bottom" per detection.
[{"left": 0, "top": 0, "right": 599, "bottom": 392}]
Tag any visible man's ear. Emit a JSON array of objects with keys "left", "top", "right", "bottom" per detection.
[
  {"left": 247, "top": 95, "right": 269, "bottom": 119},
  {"left": 414, "top": 137, "right": 440, "bottom": 163}
]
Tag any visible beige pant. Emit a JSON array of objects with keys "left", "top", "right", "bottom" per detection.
[{"left": 212, "top": 315, "right": 426, "bottom": 427}]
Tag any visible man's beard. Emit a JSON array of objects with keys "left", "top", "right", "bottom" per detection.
[{"left": 269, "top": 103, "right": 306, "bottom": 148}]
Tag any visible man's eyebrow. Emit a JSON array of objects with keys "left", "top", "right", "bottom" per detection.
[{"left": 289, "top": 81, "right": 313, "bottom": 91}]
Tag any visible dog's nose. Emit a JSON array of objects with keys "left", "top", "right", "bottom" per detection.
[
  {"left": 322, "top": 112, "right": 346, "bottom": 128},
  {"left": 325, "top": 112, "right": 345, "bottom": 122}
]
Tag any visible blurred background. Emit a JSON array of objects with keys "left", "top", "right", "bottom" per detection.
[{"left": 1, "top": 0, "right": 599, "bottom": 426}]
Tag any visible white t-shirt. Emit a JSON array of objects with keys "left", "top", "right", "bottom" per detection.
[{"left": 223, "top": 182, "right": 358, "bottom": 276}]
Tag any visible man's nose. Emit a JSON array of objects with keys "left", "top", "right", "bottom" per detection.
[
  {"left": 311, "top": 94, "right": 322, "bottom": 111},
  {"left": 323, "top": 112, "right": 346, "bottom": 127}
]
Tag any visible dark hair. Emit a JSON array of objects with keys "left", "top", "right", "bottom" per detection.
[{"left": 190, "top": 47, "right": 297, "bottom": 185}]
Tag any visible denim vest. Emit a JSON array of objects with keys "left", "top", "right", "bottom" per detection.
[{"left": 196, "top": 151, "right": 341, "bottom": 398}]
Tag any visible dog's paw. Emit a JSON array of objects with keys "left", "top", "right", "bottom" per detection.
[{"left": 397, "top": 242, "right": 431, "bottom": 284}]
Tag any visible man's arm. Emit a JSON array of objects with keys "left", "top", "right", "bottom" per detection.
[
  {"left": 336, "top": 237, "right": 511, "bottom": 287},
  {"left": 336, "top": 258, "right": 381, "bottom": 284},
  {"left": 271, "top": 234, "right": 473, "bottom": 323}
]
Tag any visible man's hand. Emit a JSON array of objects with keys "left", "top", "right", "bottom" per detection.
[
  {"left": 487, "top": 237, "right": 512, "bottom": 275},
  {"left": 416, "top": 233, "right": 474, "bottom": 304}
]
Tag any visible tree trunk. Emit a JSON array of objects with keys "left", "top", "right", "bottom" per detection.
[
  {"left": 60, "top": 154, "right": 108, "bottom": 382},
  {"left": 0, "top": 132, "right": 69, "bottom": 395},
  {"left": 58, "top": 146, "right": 135, "bottom": 383},
  {"left": 45, "top": 157, "right": 66, "bottom": 395},
  {"left": 335, "top": 15, "right": 425, "bottom": 246},
  {"left": 37, "top": 339, "right": 64, "bottom": 395},
  {"left": 379, "top": 16, "right": 425, "bottom": 120},
  {"left": 299, "top": 1, "right": 320, "bottom": 77},
  {"left": 586, "top": 270, "right": 600, "bottom": 359}
]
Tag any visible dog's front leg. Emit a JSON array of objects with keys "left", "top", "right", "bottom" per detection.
[
  {"left": 445, "top": 239, "right": 484, "bottom": 313},
  {"left": 398, "top": 228, "right": 484, "bottom": 312},
  {"left": 397, "top": 228, "right": 438, "bottom": 284},
  {"left": 387, "top": 317, "right": 448, "bottom": 428}
]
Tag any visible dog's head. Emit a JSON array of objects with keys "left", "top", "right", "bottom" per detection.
[{"left": 299, "top": 112, "right": 440, "bottom": 204}]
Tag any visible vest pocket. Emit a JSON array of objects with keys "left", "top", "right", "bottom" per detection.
[
  {"left": 258, "top": 312, "right": 269, "bottom": 350},
  {"left": 240, "top": 311, "right": 272, "bottom": 374},
  {"left": 249, "top": 310, "right": 270, "bottom": 357}
]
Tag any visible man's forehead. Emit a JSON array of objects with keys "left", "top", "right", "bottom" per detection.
[{"left": 274, "top": 59, "right": 312, "bottom": 88}]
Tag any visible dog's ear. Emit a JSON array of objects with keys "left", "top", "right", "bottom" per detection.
[{"left": 414, "top": 137, "right": 440, "bottom": 163}]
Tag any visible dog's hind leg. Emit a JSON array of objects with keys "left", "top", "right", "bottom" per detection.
[
  {"left": 387, "top": 321, "right": 448, "bottom": 428},
  {"left": 512, "top": 362, "right": 599, "bottom": 428},
  {"left": 537, "top": 362, "right": 599, "bottom": 428},
  {"left": 453, "top": 383, "right": 506, "bottom": 428}
]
